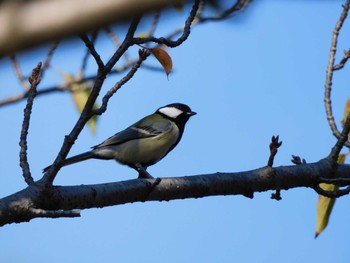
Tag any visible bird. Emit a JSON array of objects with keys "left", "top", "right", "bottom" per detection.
[{"left": 43, "top": 103, "right": 196, "bottom": 178}]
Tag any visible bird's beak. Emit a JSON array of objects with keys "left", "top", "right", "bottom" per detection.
[{"left": 187, "top": 111, "right": 197, "bottom": 116}]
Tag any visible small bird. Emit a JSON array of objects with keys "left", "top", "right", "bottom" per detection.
[{"left": 43, "top": 103, "right": 196, "bottom": 178}]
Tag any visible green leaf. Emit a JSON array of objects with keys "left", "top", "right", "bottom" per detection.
[
  {"left": 63, "top": 73, "right": 98, "bottom": 135},
  {"left": 341, "top": 96, "right": 350, "bottom": 127},
  {"left": 315, "top": 183, "right": 338, "bottom": 238},
  {"left": 135, "top": 33, "right": 150, "bottom": 38},
  {"left": 315, "top": 154, "right": 346, "bottom": 238},
  {"left": 72, "top": 87, "right": 98, "bottom": 134}
]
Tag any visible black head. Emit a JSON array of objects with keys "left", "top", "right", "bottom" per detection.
[{"left": 156, "top": 103, "right": 196, "bottom": 130}]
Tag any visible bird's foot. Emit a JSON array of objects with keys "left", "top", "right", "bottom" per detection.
[
  {"left": 134, "top": 164, "right": 162, "bottom": 188},
  {"left": 138, "top": 170, "right": 154, "bottom": 179},
  {"left": 135, "top": 164, "right": 154, "bottom": 179}
]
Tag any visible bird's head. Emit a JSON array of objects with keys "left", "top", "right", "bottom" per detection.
[{"left": 156, "top": 103, "right": 196, "bottom": 129}]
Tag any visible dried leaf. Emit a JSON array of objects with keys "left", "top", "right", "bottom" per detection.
[
  {"left": 150, "top": 47, "right": 173, "bottom": 78},
  {"left": 63, "top": 73, "right": 98, "bottom": 134},
  {"left": 315, "top": 154, "right": 346, "bottom": 238}
]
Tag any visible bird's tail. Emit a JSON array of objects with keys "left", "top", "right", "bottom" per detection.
[{"left": 43, "top": 151, "right": 95, "bottom": 173}]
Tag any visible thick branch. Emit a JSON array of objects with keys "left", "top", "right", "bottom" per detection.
[
  {"left": 0, "top": 0, "right": 182, "bottom": 56},
  {"left": 2, "top": 159, "right": 350, "bottom": 226}
]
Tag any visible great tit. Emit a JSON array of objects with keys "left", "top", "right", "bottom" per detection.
[{"left": 43, "top": 103, "right": 196, "bottom": 178}]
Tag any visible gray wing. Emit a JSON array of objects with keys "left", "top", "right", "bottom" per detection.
[{"left": 92, "top": 124, "right": 163, "bottom": 149}]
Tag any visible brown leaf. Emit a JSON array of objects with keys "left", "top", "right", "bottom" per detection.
[{"left": 150, "top": 47, "right": 173, "bottom": 78}]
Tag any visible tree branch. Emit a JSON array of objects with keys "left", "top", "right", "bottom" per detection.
[
  {"left": 19, "top": 62, "right": 42, "bottom": 186},
  {"left": 1, "top": 158, "right": 350, "bottom": 226},
  {"left": 333, "top": 48, "right": 350, "bottom": 71},
  {"left": 328, "top": 114, "right": 350, "bottom": 164},
  {"left": 324, "top": 0, "right": 350, "bottom": 148},
  {"left": 0, "top": 60, "right": 163, "bottom": 108},
  {"left": 41, "top": 16, "right": 142, "bottom": 186},
  {"left": 80, "top": 31, "right": 99, "bottom": 73},
  {"left": 93, "top": 48, "right": 150, "bottom": 115},
  {"left": 0, "top": 0, "right": 183, "bottom": 56},
  {"left": 41, "top": 41, "right": 60, "bottom": 74},
  {"left": 79, "top": 34, "right": 105, "bottom": 69},
  {"left": 314, "top": 185, "right": 350, "bottom": 198},
  {"left": 9, "top": 55, "right": 30, "bottom": 91},
  {"left": 267, "top": 135, "right": 282, "bottom": 167},
  {"left": 133, "top": 0, "right": 200, "bottom": 48},
  {"left": 198, "top": 0, "right": 252, "bottom": 22}
]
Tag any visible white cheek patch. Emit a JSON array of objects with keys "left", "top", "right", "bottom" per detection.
[{"left": 159, "top": 107, "right": 183, "bottom": 118}]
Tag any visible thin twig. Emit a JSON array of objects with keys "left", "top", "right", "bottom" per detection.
[
  {"left": 94, "top": 49, "right": 150, "bottom": 115},
  {"left": 267, "top": 135, "right": 282, "bottom": 167},
  {"left": 324, "top": 0, "right": 350, "bottom": 148},
  {"left": 133, "top": 0, "right": 200, "bottom": 48},
  {"left": 333, "top": 49, "right": 350, "bottom": 70},
  {"left": 198, "top": 0, "right": 252, "bottom": 22},
  {"left": 314, "top": 184, "right": 350, "bottom": 198},
  {"left": 148, "top": 11, "right": 160, "bottom": 37},
  {"left": 81, "top": 31, "right": 99, "bottom": 73},
  {"left": 105, "top": 26, "right": 131, "bottom": 65},
  {"left": 9, "top": 55, "right": 30, "bottom": 91},
  {"left": 328, "top": 114, "right": 350, "bottom": 163},
  {"left": 19, "top": 62, "right": 42, "bottom": 186},
  {"left": 105, "top": 26, "right": 122, "bottom": 47},
  {"left": 41, "top": 40, "right": 60, "bottom": 74},
  {"left": 80, "top": 34, "right": 105, "bottom": 69},
  {"left": 319, "top": 177, "right": 350, "bottom": 186},
  {"left": 104, "top": 15, "right": 142, "bottom": 72}
]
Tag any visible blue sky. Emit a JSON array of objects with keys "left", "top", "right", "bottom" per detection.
[{"left": 1, "top": 1, "right": 350, "bottom": 262}]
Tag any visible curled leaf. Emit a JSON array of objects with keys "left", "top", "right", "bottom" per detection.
[{"left": 150, "top": 47, "right": 173, "bottom": 79}]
